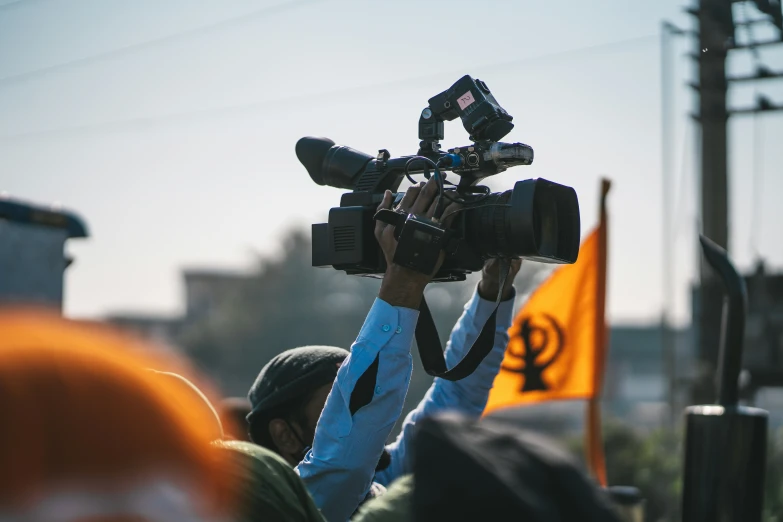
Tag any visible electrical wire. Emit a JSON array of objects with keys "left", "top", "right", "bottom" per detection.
[
  {"left": 0, "top": 0, "right": 45, "bottom": 10},
  {"left": 0, "top": 0, "right": 327, "bottom": 85},
  {"left": 0, "top": 33, "right": 657, "bottom": 143},
  {"left": 673, "top": 119, "right": 694, "bottom": 240},
  {"left": 740, "top": 1, "right": 766, "bottom": 258},
  {"left": 401, "top": 154, "right": 498, "bottom": 219},
  {"left": 0, "top": 0, "right": 29, "bottom": 9},
  {"left": 403, "top": 156, "right": 434, "bottom": 185},
  {"left": 749, "top": 111, "right": 765, "bottom": 257},
  {"left": 740, "top": 2, "right": 763, "bottom": 65},
  {"left": 403, "top": 156, "right": 446, "bottom": 215}
]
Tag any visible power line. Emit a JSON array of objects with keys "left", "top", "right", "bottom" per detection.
[
  {"left": 741, "top": 1, "right": 766, "bottom": 259},
  {"left": 0, "top": 0, "right": 326, "bottom": 86},
  {"left": 749, "top": 112, "right": 765, "bottom": 257},
  {"left": 740, "top": 2, "right": 764, "bottom": 65},
  {"left": 0, "top": 0, "right": 25, "bottom": 9},
  {"left": 0, "top": 34, "right": 657, "bottom": 143},
  {"left": 0, "top": 0, "right": 45, "bottom": 11},
  {"left": 674, "top": 118, "right": 695, "bottom": 240}
]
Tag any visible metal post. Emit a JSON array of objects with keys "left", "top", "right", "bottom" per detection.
[
  {"left": 682, "top": 236, "right": 767, "bottom": 521},
  {"left": 692, "top": 0, "right": 732, "bottom": 406}
]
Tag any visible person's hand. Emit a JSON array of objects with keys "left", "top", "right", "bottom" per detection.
[
  {"left": 375, "top": 176, "right": 459, "bottom": 308},
  {"left": 477, "top": 257, "right": 522, "bottom": 301}
]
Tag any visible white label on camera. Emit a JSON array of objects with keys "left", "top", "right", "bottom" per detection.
[{"left": 457, "top": 91, "right": 475, "bottom": 110}]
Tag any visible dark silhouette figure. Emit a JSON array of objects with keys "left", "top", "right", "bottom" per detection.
[{"left": 501, "top": 314, "right": 565, "bottom": 392}]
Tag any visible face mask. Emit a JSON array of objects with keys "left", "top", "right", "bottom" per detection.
[{"left": 285, "top": 420, "right": 311, "bottom": 462}]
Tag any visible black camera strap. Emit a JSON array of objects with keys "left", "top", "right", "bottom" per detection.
[
  {"left": 414, "top": 257, "right": 511, "bottom": 381},
  {"left": 374, "top": 207, "right": 512, "bottom": 380}
]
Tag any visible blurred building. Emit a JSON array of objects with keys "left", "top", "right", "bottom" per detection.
[
  {"left": 104, "top": 313, "right": 186, "bottom": 347},
  {"left": 604, "top": 324, "right": 695, "bottom": 426},
  {"left": 0, "top": 197, "right": 88, "bottom": 311},
  {"left": 738, "top": 261, "right": 783, "bottom": 390},
  {"left": 181, "top": 269, "right": 248, "bottom": 322},
  {"left": 607, "top": 262, "right": 783, "bottom": 429},
  {"left": 107, "top": 269, "right": 250, "bottom": 346},
  {"left": 107, "top": 268, "right": 699, "bottom": 430},
  {"left": 106, "top": 258, "right": 783, "bottom": 431}
]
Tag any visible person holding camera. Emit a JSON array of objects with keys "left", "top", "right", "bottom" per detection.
[{"left": 247, "top": 176, "right": 521, "bottom": 522}]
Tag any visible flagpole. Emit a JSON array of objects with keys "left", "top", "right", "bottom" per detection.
[{"left": 585, "top": 178, "right": 611, "bottom": 487}]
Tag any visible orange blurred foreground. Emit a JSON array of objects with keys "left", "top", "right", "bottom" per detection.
[{"left": 0, "top": 308, "right": 235, "bottom": 521}]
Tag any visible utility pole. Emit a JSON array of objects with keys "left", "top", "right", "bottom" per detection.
[
  {"left": 687, "top": 0, "right": 783, "bottom": 406},
  {"left": 690, "top": 0, "right": 733, "bottom": 406}
]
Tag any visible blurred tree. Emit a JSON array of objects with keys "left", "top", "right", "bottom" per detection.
[
  {"left": 179, "top": 229, "right": 379, "bottom": 396},
  {"left": 766, "top": 429, "right": 783, "bottom": 520},
  {"left": 565, "top": 421, "right": 783, "bottom": 521},
  {"left": 178, "top": 226, "right": 548, "bottom": 437},
  {"left": 565, "top": 421, "right": 680, "bottom": 522}
]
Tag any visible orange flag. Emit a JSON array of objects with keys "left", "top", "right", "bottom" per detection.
[{"left": 484, "top": 178, "right": 611, "bottom": 486}]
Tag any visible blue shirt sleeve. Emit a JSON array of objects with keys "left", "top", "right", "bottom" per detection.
[
  {"left": 375, "top": 285, "right": 517, "bottom": 486},
  {"left": 296, "top": 297, "right": 419, "bottom": 522}
]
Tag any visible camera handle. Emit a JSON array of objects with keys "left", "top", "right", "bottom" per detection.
[
  {"left": 375, "top": 207, "right": 511, "bottom": 380},
  {"left": 415, "top": 257, "right": 510, "bottom": 381}
]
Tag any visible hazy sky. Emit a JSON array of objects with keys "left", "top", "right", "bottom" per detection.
[{"left": 1, "top": 0, "right": 781, "bottom": 325}]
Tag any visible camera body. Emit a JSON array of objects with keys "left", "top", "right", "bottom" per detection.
[
  {"left": 300, "top": 75, "right": 581, "bottom": 281},
  {"left": 312, "top": 190, "right": 485, "bottom": 281}
]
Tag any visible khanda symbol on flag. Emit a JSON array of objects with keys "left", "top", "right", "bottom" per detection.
[
  {"left": 487, "top": 225, "right": 606, "bottom": 404},
  {"left": 501, "top": 313, "right": 566, "bottom": 393},
  {"left": 485, "top": 178, "right": 612, "bottom": 487}
]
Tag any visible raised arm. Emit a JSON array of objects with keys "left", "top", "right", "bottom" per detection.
[
  {"left": 376, "top": 259, "right": 522, "bottom": 486},
  {"left": 296, "top": 178, "right": 460, "bottom": 522},
  {"left": 296, "top": 294, "right": 417, "bottom": 522}
]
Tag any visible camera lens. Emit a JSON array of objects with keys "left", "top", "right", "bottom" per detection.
[
  {"left": 462, "top": 191, "right": 512, "bottom": 258},
  {"left": 532, "top": 198, "right": 541, "bottom": 249},
  {"left": 461, "top": 179, "right": 580, "bottom": 263}
]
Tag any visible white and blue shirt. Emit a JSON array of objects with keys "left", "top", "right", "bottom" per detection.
[{"left": 296, "top": 287, "right": 516, "bottom": 522}]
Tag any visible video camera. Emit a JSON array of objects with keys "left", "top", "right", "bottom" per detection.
[{"left": 297, "top": 75, "right": 581, "bottom": 281}]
